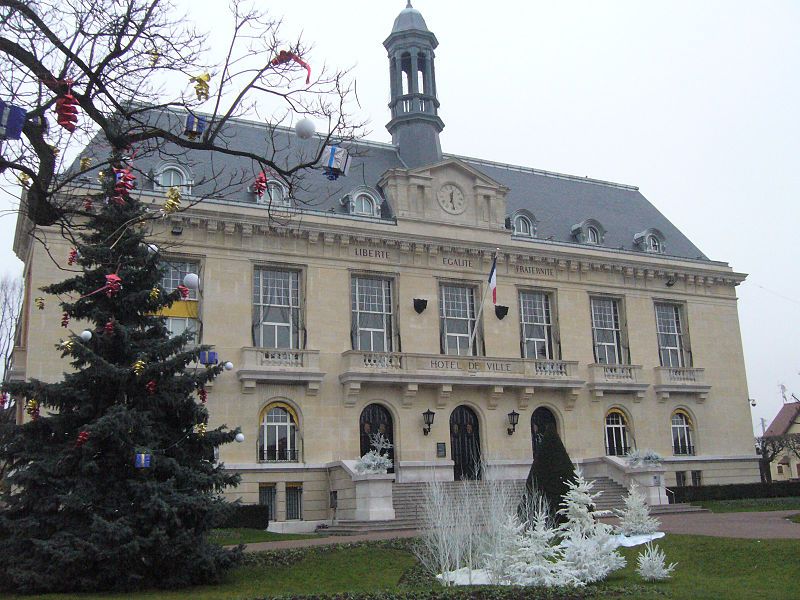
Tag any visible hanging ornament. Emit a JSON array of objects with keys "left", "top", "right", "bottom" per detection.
[
  {"left": 195, "top": 422, "right": 207, "bottom": 437},
  {"left": 198, "top": 387, "right": 207, "bottom": 404},
  {"left": 0, "top": 392, "right": 8, "bottom": 409},
  {"left": 134, "top": 453, "right": 152, "bottom": 468},
  {"left": 223, "top": 361, "right": 234, "bottom": 371},
  {"left": 83, "top": 197, "right": 93, "bottom": 211},
  {"left": 61, "top": 312, "right": 70, "bottom": 327},
  {"left": 34, "top": 297, "right": 45, "bottom": 310},
  {"left": 270, "top": 50, "right": 312, "bottom": 84},
  {"left": 149, "top": 286, "right": 160, "bottom": 301},
  {"left": 112, "top": 166, "right": 135, "bottom": 205},
  {"left": 0, "top": 100, "right": 28, "bottom": 140},
  {"left": 163, "top": 186, "right": 181, "bottom": 214},
  {"left": 17, "top": 172, "right": 30, "bottom": 187},
  {"left": 104, "top": 274, "right": 122, "bottom": 297},
  {"left": 235, "top": 432, "right": 245, "bottom": 443},
  {"left": 199, "top": 350, "right": 218, "bottom": 365},
  {"left": 67, "top": 248, "right": 78, "bottom": 265},
  {"left": 252, "top": 172, "right": 268, "bottom": 198},
  {"left": 145, "top": 380, "right": 157, "bottom": 395},
  {"left": 182, "top": 273, "right": 199, "bottom": 290},
  {"left": 80, "top": 330, "right": 92, "bottom": 342},
  {"left": 176, "top": 284, "right": 190, "bottom": 300},
  {"left": 322, "top": 145, "right": 351, "bottom": 181},
  {"left": 75, "top": 431, "right": 90, "bottom": 447},
  {"left": 295, "top": 118, "right": 316, "bottom": 140},
  {"left": 104, "top": 319, "right": 114, "bottom": 335},
  {"left": 190, "top": 73, "right": 211, "bottom": 101},
  {"left": 79, "top": 156, "right": 92, "bottom": 170},
  {"left": 25, "top": 398, "right": 39, "bottom": 420},
  {"left": 55, "top": 84, "right": 79, "bottom": 132},
  {"left": 50, "top": 144, "right": 60, "bottom": 156},
  {"left": 184, "top": 114, "right": 206, "bottom": 140},
  {"left": 59, "top": 339, "right": 74, "bottom": 352},
  {"left": 146, "top": 243, "right": 159, "bottom": 255},
  {"left": 132, "top": 359, "right": 146, "bottom": 376},
  {"left": 148, "top": 51, "right": 160, "bottom": 67}
]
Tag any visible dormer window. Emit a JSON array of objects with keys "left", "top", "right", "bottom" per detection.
[
  {"left": 354, "top": 193, "right": 376, "bottom": 216},
  {"left": 155, "top": 165, "right": 192, "bottom": 194},
  {"left": 647, "top": 235, "right": 661, "bottom": 253},
  {"left": 634, "top": 228, "right": 666, "bottom": 254},
  {"left": 512, "top": 211, "right": 536, "bottom": 238},
  {"left": 587, "top": 226, "right": 600, "bottom": 244},
  {"left": 260, "top": 181, "right": 290, "bottom": 207},
  {"left": 571, "top": 219, "right": 605, "bottom": 245},
  {"left": 342, "top": 187, "right": 382, "bottom": 218}
]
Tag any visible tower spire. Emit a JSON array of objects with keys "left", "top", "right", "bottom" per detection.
[{"left": 384, "top": 3, "right": 444, "bottom": 168}]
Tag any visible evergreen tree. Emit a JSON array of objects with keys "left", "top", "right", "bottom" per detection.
[
  {"left": 520, "top": 425, "right": 575, "bottom": 522},
  {"left": 0, "top": 149, "right": 241, "bottom": 593}
]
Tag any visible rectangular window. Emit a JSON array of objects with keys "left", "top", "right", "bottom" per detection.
[
  {"left": 519, "top": 290, "right": 554, "bottom": 359},
  {"left": 675, "top": 471, "right": 687, "bottom": 487},
  {"left": 286, "top": 484, "right": 303, "bottom": 520},
  {"left": 259, "top": 484, "right": 277, "bottom": 521},
  {"left": 590, "top": 297, "right": 624, "bottom": 364},
  {"left": 777, "top": 465, "right": 784, "bottom": 474},
  {"left": 165, "top": 316, "right": 199, "bottom": 348},
  {"left": 655, "top": 302, "right": 688, "bottom": 367},
  {"left": 691, "top": 470, "right": 702, "bottom": 486},
  {"left": 160, "top": 259, "right": 199, "bottom": 300},
  {"left": 351, "top": 276, "right": 393, "bottom": 352},
  {"left": 440, "top": 283, "right": 478, "bottom": 356},
  {"left": 253, "top": 268, "right": 300, "bottom": 349}
]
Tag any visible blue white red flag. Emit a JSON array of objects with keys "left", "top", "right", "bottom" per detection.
[{"left": 488, "top": 255, "right": 497, "bottom": 305}]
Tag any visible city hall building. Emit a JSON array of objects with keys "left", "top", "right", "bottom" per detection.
[{"left": 12, "top": 4, "right": 759, "bottom": 527}]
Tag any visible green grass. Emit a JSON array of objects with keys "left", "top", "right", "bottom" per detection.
[
  {"left": 790, "top": 513, "right": 800, "bottom": 524},
  {"left": 695, "top": 496, "right": 800, "bottom": 513},
  {"left": 209, "top": 527, "right": 321, "bottom": 546},
  {"left": 4, "top": 535, "right": 800, "bottom": 599}
]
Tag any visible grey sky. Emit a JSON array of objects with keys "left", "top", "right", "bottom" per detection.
[{"left": 1, "top": 1, "right": 797, "bottom": 435}]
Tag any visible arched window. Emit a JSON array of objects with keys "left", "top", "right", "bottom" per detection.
[
  {"left": 587, "top": 226, "right": 600, "bottom": 244},
  {"left": 259, "top": 403, "right": 298, "bottom": 462},
  {"left": 671, "top": 411, "right": 694, "bottom": 455},
  {"left": 157, "top": 165, "right": 192, "bottom": 194},
  {"left": 354, "top": 193, "right": 376, "bottom": 216},
  {"left": 605, "top": 409, "right": 630, "bottom": 456},
  {"left": 513, "top": 214, "right": 534, "bottom": 237},
  {"left": 266, "top": 182, "right": 289, "bottom": 207},
  {"left": 647, "top": 235, "right": 661, "bottom": 253}
]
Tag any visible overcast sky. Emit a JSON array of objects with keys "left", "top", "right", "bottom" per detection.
[{"left": 1, "top": 1, "right": 797, "bottom": 435}]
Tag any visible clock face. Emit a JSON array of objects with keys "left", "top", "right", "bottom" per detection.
[{"left": 437, "top": 184, "right": 466, "bottom": 215}]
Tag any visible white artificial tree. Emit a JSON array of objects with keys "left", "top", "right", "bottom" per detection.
[
  {"left": 616, "top": 483, "right": 661, "bottom": 537},
  {"left": 636, "top": 542, "right": 677, "bottom": 581},
  {"left": 354, "top": 432, "right": 393, "bottom": 473}
]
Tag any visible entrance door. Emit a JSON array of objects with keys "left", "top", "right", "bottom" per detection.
[
  {"left": 450, "top": 405, "right": 481, "bottom": 480},
  {"left": 359, "top": 403, "right": 394, "bottom": 472},
  {"left": 531, "top": 407, "right": 558, "bottom": 454}
]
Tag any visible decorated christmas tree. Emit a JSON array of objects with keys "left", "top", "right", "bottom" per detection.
[{"left": 0, "top": 149, "right": 242, "bottom": 593}]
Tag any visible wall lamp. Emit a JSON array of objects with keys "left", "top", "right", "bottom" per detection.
[
  {"left": 507, "top": 410, "right": 519, "bottom": 435},
  {"left": 413, "top": 298, "right": 428, "bottom": 314},
  {"left": 171, "top": 224, "right": 183, "bottom": 236},
  {"left": 422, "top": 409, "right": 435, "bottom": 436}
]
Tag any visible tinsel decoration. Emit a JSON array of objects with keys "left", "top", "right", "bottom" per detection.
[
  {"left": 176, "top": 284, "right": 190, "bottom": 300},
  {"left": 252, "top": 172, "right": 268, "bottom": 198},
  {"left": 50, "top": 144, "right": 60, "bottom": 156},
  {"left": 79, "top": 156, "right": 92, "bottom": 170},
  {"left": 59, "top": 339, "right": 74, "bottom": 352},
  {"left": 112, "top": 166, "right": 135, "bottom": 205},
  {"left": 0, "top": 392, "right": 7, "bottom": 409},
  {"left": 163, "top": 186, "right": 182, "bottom": 214},
  {"left": 190, "top": 73, "right": 211, "bottom": 101},
  {"left": 270, "top": 50, "right": 312, "bottom": 84},
  {"left": 149, "top": 286, "right": 160, "bottom": 301},
  {"left": 149, "top": 51, "right": 160, "bottom": 67},
  {"left": 75, "top": 431, "right": 90, "bottom": 448},
  {"left": 132, "top": 359, "right": 146, "bottom": 376},
  {"left": 145, "top": 380, "right": 157, "bottom": 395},
  {"left": 55, "top": 84, "right": 79, "bottom": 132},
  {"left": 83, "top": 198, "right": 93, "bottom": 211},
  {"left": 34, "top": 297, "right": 45, "bottom": 310},
  {"left": 104, "top": 319, "right": 114, "bottom": 335},
  {"left": 198, "top": 388, "right": 207, "bottom": 404},
  {"left": 195, "top": 423, "right": 207, "bottom": 437},
  {"left": 17, "top": 172, "right": 30, "bottom": 187},
  {"left": 67, "top": 248, "right": 78, "bottom": 265},
  {"left": 25, "top": 398, "right": 39, "bottom": 420},
  {"left": 61, "top": 312, "right": 70, "bottom": 327},
  {"left": 104, "top": 274, "right": 122, "bottom": 297}
]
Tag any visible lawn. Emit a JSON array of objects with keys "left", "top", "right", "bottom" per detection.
[
  {"left": 695, "top": 496, "right": 800, "bottom": 513},
  {"left": 3, "top": 535, "right": 799, "bottom": 599},
  {"left": 209, "top": 527, "right": 321, "bottom": 546}
]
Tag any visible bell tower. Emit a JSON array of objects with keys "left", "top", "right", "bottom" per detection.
[{"left": 384, "top": 2, "right": 445, "bottom": 168}]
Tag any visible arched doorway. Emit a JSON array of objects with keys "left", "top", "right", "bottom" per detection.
[
  {"left": 359, "top": 403, "right": 394, "bottom": 472},
  {"left": 450, "top": 405, "right": 481, "bottom": 480},
  {"left": 531, "top": 407, "right": 558, "bottom": 454}
]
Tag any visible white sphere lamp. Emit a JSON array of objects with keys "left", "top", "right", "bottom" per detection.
[
  {"left": 80, "top": 330, "right": 93, "bottom": 342},
  {"left": 223, "top": 361, "right": 234, "bottom": 371},
  {"left": 147, "top": 243, "right": 159, "bottom": 254},
  {"left": 183, "top": 273, "right": 200, "bottom": 290},
  {"left": 295, "top": 118, "right": 316, "bottom": 140},
  {"left": 235, "top": 432, "right": 245, "bottom": 443}
]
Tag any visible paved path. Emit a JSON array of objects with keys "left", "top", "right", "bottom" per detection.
[{"left": 239, "top": 510, "right": 800, "bottom": 552}]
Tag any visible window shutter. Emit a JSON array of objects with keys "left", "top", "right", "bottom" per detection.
[
  {"left": 618, "top": 300, "right": 631, "bottom": 364},
  {"left": 550, "top": 293, "right": 561, "bottom": 360},
  {"left": 682, "top": 307, "right": 693, "bottom": 367}
]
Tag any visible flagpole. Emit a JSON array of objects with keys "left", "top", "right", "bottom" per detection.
[{"left": 468, "top": 248, "right": 499, "bottom": 353}]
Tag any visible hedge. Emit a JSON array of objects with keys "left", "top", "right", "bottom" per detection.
[
  {"left": 672, "top": 481, "right": 800, "bottom": 503},
  {"left": 220, "top": 504, "right": 271, "bottom": 529}
]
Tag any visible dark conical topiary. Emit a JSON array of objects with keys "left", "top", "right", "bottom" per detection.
[
  {"left": 0, "top": 149, "right": 241, "bottom": 593},
  {"left": 520, "top": 424, "right": 576, "bottom": 521}
]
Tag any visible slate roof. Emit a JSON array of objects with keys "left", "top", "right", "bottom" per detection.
[
  {"left": 764, "top": 402, "right": 800, "bottom": 437},
  {"left": 71, "top": 113, "right": 710, "bottom": 261}
]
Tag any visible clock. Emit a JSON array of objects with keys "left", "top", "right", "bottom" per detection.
[{"left": 437, "top": 183, "right": 466, "bottom": 215}]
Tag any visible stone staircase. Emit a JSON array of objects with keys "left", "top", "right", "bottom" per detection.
[{"left": 320, "top": 477, "right": 704, "bottom": 535}]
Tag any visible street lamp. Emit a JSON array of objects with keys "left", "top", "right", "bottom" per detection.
[
  {"left": 422, "top": 409, "right": 435, "bottom": 436},
  {"left": 507, "top": 410, "right": 519, "bottom": 435}
]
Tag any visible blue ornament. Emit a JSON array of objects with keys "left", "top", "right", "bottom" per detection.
[
  {"left": 134, "top": 453, "right": 152, "bottom": 468},
  {"left": 184, "top": 114, "right": 206, "bottom": 140},
  {"left": 322, "top": 145, "right": 351, "bottom": 181},
  {"left": 0, "top": 100, "right": 27, "bottom": 140}
]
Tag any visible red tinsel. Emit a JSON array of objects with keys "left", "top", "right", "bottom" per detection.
[
  {"left": 198, "top": 388, "right": 207, "bottom": 404},
  {"left": 270, "top": 50, "right": 312, "bottom": 84},
  {"left": 104, "top": 319, "right": 114, "bottom": 334},
  {"left": 67, "top": 248, "right": 78, "bottom": 265},
  {"left": 176, "top": 284, "right": 189, "bottom": 300},
  {"left": 55, "top": 84, "right": 79, "bottom": 132},
  {"left": 253, "top": 172, "right": 268, "bottom": 198},
  {"left": 0, "top": 392, "right": 7, "bottom": 409},
  {"left": 61, "top": 312, "right": 70, "bottom": 327},
  {"left": 83, "top": 198, "right": 93, "bottom": 211},
  {"left": 145, "top": 380, "right": 157, "bottom": 395},
  {"left": 76, "top": 431, "right": 90, "bottom": 447},
  {"left": 112, "top": 167, "right": 135, "bottom": 205},
  {"left": 81, "top": 273, "right": 122, "bottom": 300}
]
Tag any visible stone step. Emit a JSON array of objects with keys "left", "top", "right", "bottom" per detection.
[{"left": 649, "top": 503, "right": 709, "bottom": 515}]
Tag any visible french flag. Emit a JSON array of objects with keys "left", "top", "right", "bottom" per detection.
[{"left": 488, "top": 255, "right": 497, "bottom": 305}]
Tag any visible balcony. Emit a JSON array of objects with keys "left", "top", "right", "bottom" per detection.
[
  {"left": 339, "top": 351, "right": 584, "bottom": 409},
  {"left": 257, "top": 447, "right": 300, "bottom": 463},
  {"left": 237, "top": 347, "right": 325, "bottom": 394},
  {"left": 587, "top": 364, "right": 649, "bottom": 401},
  {"left": 654, "top": 367, "right": 710, "bottom": 402}
]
